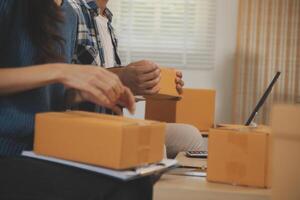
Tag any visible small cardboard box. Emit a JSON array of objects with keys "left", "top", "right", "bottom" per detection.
[
  {"left": 145, "top": 88, "right": 216, "bottom": 131},
  {"left": 34, "top": 111, "right": 166, "bottom": 170},
  {"left": 207, "top": 125, "right": 271, "bottom": 188},
  {"left": 144, "top": 67, "right": 180, "bottom": 99},
  {"left": 271, "top": 105, "right": 300, "bottom": 200},
  {"left": 109, "top": 67, "right": 179, "bottom": 99}
]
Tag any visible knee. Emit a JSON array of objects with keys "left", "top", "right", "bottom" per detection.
[{"left": 165, "top": 123, "right": 204, "bottom": 158}]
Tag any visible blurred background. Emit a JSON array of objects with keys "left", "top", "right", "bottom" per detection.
[{"left": 108, "top": 0, "right": 300, "bottom": 125}]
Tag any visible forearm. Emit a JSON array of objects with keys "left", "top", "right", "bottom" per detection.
[{"left": 0, "top": 63, "right": 64, "bottom": 96}]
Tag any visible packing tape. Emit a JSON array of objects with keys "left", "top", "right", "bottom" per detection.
[
  {"left": 227, "top": 131, "right": 249, "bottom": 184},
  {"left": 137, "top": 126, "right": 151, "bottom": 163},
  {"left": 138, "top": 126, "right": 151, "bottom": 146}
]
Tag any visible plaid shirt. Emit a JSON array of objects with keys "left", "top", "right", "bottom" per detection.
[
  {"left": 68, "top": 0, "right": 121, "bottom": 67},
  {"left": 68, "top": 0, "right": 121, "bottom": 114}
]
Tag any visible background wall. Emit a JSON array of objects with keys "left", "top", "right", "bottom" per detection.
[
  {"left": 123, "top": 0, "right": 238, "bottom": 124},
  {"left": 233, "top": 0, "right": 300, "bottom": 125}
]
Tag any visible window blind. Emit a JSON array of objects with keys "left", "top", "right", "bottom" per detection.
[{"left": 108, "top": 0, "right": 217, "bottom": 69}]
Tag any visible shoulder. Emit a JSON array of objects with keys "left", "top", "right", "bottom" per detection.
[
  {"left": 65, "top": 0, "right": 95, "bottom": 35},
  {"left": 61, "top": 0, "right": 78, "bottom": 34},
  {"left": 66, "top": 0, "right": 95, "bottom": 22},
  {"left": 62, "top": 0, "right": 77, "bottom": 19},
  {"left": 60, "top": 0, "right": 79, "bottom": 63},
  {"left": 66, "top": 0, "right": 86, "bottom": 13}
]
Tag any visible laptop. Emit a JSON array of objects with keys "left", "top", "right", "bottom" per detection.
[{"left": 245, "top": 71, "right": 281, "bottom": 126}]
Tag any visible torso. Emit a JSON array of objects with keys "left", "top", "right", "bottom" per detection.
[
  {"left": 0, "top": 0, "right": 78, "bottom": 155},
  {"left": 94, "top": 14, "right": 115, "bottom": 68}
]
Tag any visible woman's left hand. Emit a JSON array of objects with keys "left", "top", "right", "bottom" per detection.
[{"left": 175, "top": 71, "right": 184, "bottom": 94}]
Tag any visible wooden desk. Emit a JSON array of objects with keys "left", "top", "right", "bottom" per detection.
[{"left": 154, "top": 153, "right": 271, "bottom": 200}]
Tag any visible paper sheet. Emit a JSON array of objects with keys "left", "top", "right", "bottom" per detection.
[{"left": 22, "top": 151, "right": 178, "bottom": 181}]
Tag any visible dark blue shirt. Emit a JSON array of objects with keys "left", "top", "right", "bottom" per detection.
[{"left": 0, "top": 0, "right": 78, "bottom": 155}]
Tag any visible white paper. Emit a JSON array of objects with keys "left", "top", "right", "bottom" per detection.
[{"left": 22, "top": 151, "right": 178, "bottom": 181}]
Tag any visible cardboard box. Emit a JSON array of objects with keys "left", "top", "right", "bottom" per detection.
[
  {"left": 207, "top": 125, "right": 271, "bottom": 188},
  {"left": 145, "top": 88, "right": 216, "bottom": 131},
  {"left": 144, "top": 67, "right": 180, "bottom": 99},
  {"left": 109, "top": 67, "right": 179, "bottom": 99},
  {"left": 34, "top": 111, "right": 166, "bottom": 170},
  {"left": 271, "top": 105, "right": 300, "bottom": 200}
]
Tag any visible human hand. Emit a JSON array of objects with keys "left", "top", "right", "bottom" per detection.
[
  {"left": 118, "top": 60, "right": 161, "bottom": 95},
  {"left": 175, "top": 71, "right": 184, "bottom": 94},
  {"left": 60, "top": 64, "right": 135, "bottom": 114}
]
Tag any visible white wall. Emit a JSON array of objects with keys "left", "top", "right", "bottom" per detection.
[{"left": 125, "top": 0, "right": 238, "bottom": 124}]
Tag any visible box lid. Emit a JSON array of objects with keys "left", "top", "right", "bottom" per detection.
[{"left": 215, "top": 124, "right": 271, "bottom": 134}]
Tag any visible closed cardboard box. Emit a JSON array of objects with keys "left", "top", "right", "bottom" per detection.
[
  {"left": 271, "top": 105, "right": 300, "bottom": 200},
  {"left": 207, "top": 125, "right": 271, "bottom": 188},
  {"left": 145, "top": 88, "right": 216, "bottom": 131},
  {"left": 34, "top": 111, "right": 166, "bottom": 170}
]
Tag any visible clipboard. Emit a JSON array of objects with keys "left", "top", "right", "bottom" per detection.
[{"left": 22, "top": 151, "right": 178, "bottom": 181}]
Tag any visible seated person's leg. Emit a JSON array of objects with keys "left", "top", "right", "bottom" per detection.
[
  {"left": 0, "top": 156, "right": 153, "bottom": 200},
  {"left": 165, "top": 123, "right": 204, "bottom": 159}
]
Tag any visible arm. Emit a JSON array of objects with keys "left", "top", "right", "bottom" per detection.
[
  {"left": 109, "top": 60, "right": 161, "bottom": 96},
  {"left": 0, "top": 64, "right": 63, "bottom": 96},
  {"left": 0, "top": 63, "right": 135, "bottom": 114},
  {"left": 110, "top": 60, "right": 185, "bottom": 95}
]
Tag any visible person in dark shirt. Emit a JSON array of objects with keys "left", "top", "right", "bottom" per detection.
[{"left": 0, "top": 0, "right": 154, "bottom": 199}]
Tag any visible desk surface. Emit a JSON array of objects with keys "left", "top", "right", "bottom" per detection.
[{"left": 154, "top": 153, "right": 271, "bottom": 200}]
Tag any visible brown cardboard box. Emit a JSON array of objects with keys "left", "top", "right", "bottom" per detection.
[
  {"left": 109, "top": 67, "right": 180, "bottom": 99},
  {"left": 34, "top": 111, "right": 166, "bottom": 170},
  {"left": 207, "top": 125, "right": 271, "bottom": 188},
  {"left": 145, "top": 88, "right": 216, "bottom": 131},
  {"left": 271, "top": 105, "right": 300, "bottom": 200},
  {"left": 144, "top": 67, "right": 180, "bottom": 99}
]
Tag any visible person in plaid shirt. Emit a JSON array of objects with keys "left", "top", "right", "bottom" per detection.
[
  {"left": 68, "top": 0, "right": 184, "bottom": 97},
  {"left": 69, "top": 0, "right": 204, "bottom": 159}
]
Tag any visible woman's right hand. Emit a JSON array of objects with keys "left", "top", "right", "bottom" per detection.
[{"left": 59, "top": 64, "right": 135, "bottom": 115}]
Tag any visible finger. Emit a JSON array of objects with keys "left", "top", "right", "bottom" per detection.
[
  {"left": 92, "top": 79, "right": 119, "bottom": 104},
  {"left": 176, "top": 71, "right": 183, "bottom": 78},
  {"left": 85, "top": 86, "right": 113, "bottom": 107},
  {"left": 128, "top": 60, "right": 158, "bottom": 69},
  {"left": 139, "top": 68, "right": 161, "bottom": 82},
  {"left": 117, "top": 87, "right": 135, "bottom": 114},
  {"left": 139, "top": 75, "right": 161, "bottom": 90},
  {"left": 110, "top": 105, "right": 123, "bottom": 115},
  {"left": 89, "top": 91, "right": 122, "bottom": 115},
  {"left": 110, "top": 72, "right": 124, "bottom": 93},
  {"left": 120, "top": 87, "right": 136, "bottom": 114},
  {"left": 143, "top": 85, "right": 160, "bottom": 95},
  {"left": 176, "top": 84, "right": 183, "bottom": 94},
  {"left": 116, "top": 101, "right": 126, "bottom": 108},
  {"left": 135, "top": 61, "right": 159, "bottom": 74},
  {"left": 104, "top": 78, "right": 123, "bottom": 100},
  {"left": 97, "top": 70, "right": 124, "bottom": 97},
  {"left": 86, "top": 90, "right": 122, "bottom": 115},
  {"left": 95, "top": 70, "right": 125, "bottom": 100},
  {"left": 175, "top": 78, "right": 184, "bottom": 87}
]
